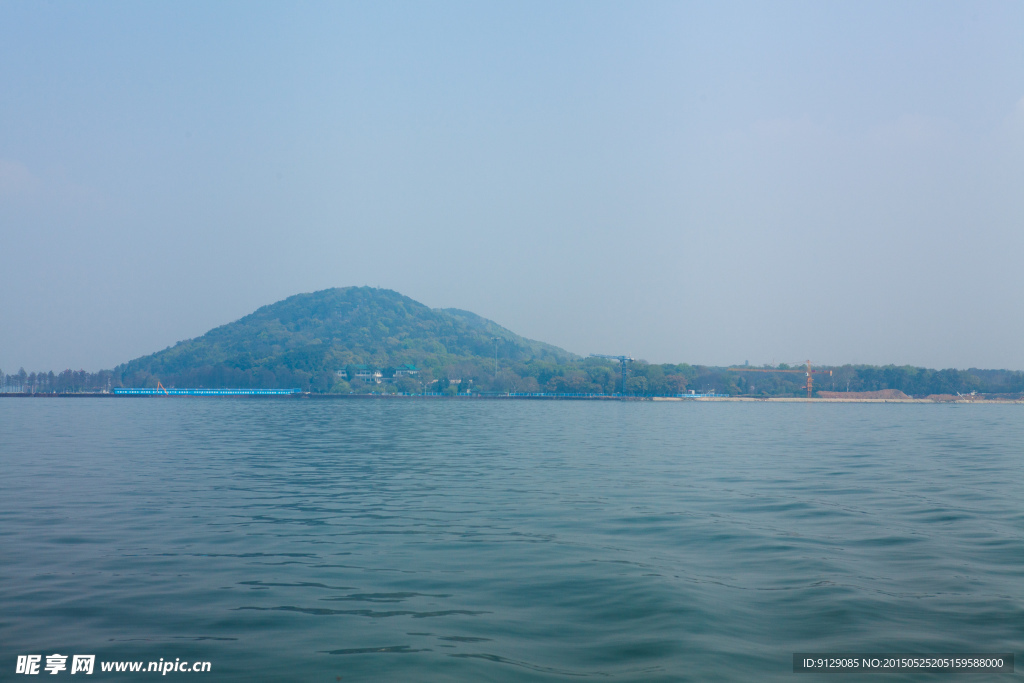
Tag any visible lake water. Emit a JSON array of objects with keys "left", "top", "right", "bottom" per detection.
[{"left": 1, "top": 400, "right": 1022, "bottom": 681}]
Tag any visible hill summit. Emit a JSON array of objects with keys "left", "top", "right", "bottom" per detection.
[{"left": 117, "top": 287, "right": 576, "bottom": 391}]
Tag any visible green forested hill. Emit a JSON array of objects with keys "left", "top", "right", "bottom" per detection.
[
  {"left": 116, "top": 287, "right": 576, "bottom": 391},
  {"left": 13, "top": 285, "right": 1019, "bottom": 396}
]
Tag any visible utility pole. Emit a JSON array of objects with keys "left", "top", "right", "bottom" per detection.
[{"left": 590, "top": 354, "right": 634, "bottom": 396}]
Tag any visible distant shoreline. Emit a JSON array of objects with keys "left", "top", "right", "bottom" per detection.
[
  {"left": 1, "top": 393, "right": 1021, "bottom": 404},
  {"left": 652, "top": 397, "right": 1023, "bottom": 404}
]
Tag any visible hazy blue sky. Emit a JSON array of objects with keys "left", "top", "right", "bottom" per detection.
[{"left": 2, "top": 1, "right": 1023, "bottom": 372}]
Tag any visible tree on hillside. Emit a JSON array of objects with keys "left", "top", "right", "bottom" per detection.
[{"left": 395, "top": 377, "right": 419, "bottom": 394}]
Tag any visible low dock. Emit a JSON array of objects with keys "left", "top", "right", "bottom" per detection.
[{"left": 112, "top": 388, "right": 302, "bottom": 396}]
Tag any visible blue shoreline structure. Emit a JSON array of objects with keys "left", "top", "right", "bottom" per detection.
[{"left": 113, "top": 388, "right": 301, "bottom": 396}]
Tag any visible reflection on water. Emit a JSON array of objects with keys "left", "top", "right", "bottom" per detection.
[{"left": 1, "top": 400, "right": 1022, "bottom": 681}]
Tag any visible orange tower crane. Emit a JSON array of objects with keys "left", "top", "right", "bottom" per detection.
[{"left": 727, "top": 361, "right": 832, "bottom": 398}]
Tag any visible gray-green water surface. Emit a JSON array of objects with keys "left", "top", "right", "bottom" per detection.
[{"left": 1, "top": 400, "right": 1022, "bottom": 681}]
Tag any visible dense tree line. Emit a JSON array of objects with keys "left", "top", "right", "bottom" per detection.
[
  {"left": 671, "top": 364, "right": 1024, "bottom": 398},
  {"left": 6, "top": 361, "right": 1023, "bottom": 397},
  {"left": 331, "top": 358, "right": 695, "bottom": 396},
  {"left": 1, "top": 368, "right": 118, "bottom": 393}
]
